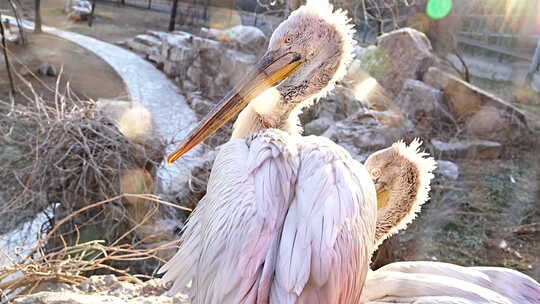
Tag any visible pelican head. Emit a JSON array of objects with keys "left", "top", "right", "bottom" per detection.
[
  {"left": 167, "top": 0, "right": 355, "bottom": 163},
  {"left": 364, "top": 139, "right": 437, "bottom": 249}
]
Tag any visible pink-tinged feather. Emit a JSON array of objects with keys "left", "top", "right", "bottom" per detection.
[{"left": 159, "top": 129, "right": 377, "bottom": 304}]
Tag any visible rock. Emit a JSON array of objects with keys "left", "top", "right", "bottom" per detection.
[
  {"left": 13, "top": 278, "right": 189, "bottom": 304},
  {"left": 37, "top": 63, "right": 57, "bottom": 77},
  {"left": 225, "top": 25, "right": 266, "bottom": 54},
  {"left": 465, "top": 105, "right": 507, "bottom": 138},
  {"left": 395, "top": 79, "right": 454, "bottom": 129},
  {"left": 323, "top": 112, "right": 406, "bottom": 162},
  {"left": 423, "top": 67, "right": 529, "bottom": 141},
  {"left": 365, "top": 109, "right": 413, "bottom": 129},
  {"left": 186, "top": 93, "right": 214, "bottom": 118},
  {"left": 431, "top": 139, "right": 502, "bottom": 159},
  {"left": 14, "top": 292, "right": 130, "bottom": 304},
  {"left": 78, "top": 275, "right": 120, "bottom": 293},
  {"left": 126, "top": 40, "right": 158, "bottom": 58},
  {"left": 303, "top": 117, "right": 333, "bottom": 136},
  {"left": 155, "top": 30, "right": 257, "bottom": 98},
  {"left": 376, "top": 28, "right": 440, "bottom": 97},
  {"left": 202, "top": 25, "right": 267, "bottom": 54},
  {"left": 301, "top": 85, "right": 364, "bottom": 128},
  {"left": 221, "top": 49, "right": 257, "bottom": 89},
  {"left": 134, "top": 34, "right": 162, "bottom": 48},
  {"left": 435, "top": 160, "right": 459, "bottom": 180},
  {"left": 67, "top": 0, "right": 92, "bottom": 21},
  {"left": 355, "top": 45, "right": 393, "bottom": 82}
]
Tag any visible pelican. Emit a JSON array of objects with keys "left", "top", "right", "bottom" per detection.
[
  {"left": 363, "top": 147, "right": 540, "bottom": 304},
  {"left": 158, "top": 0, "right": 432, "bottom": 301},
  {"left": 158, "top": 1, "right": 540, "bottom": 303}
]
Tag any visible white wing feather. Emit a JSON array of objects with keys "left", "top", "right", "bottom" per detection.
[
  {"left": 271, "top": 135, "right": 377, "bottom": 304},
  {"left": 160, "top": 130, "right": 377, "bottom": 304},
  {"left": 362, "top": 261, "right": 540, "bottom": 304},
  {"left": 160, "top": 130, "right": 299, "bottom": 303}
]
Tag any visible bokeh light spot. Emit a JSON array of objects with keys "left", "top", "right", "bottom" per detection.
[{"left": 426, "top": 0, "right": 453, "bottom": 20}]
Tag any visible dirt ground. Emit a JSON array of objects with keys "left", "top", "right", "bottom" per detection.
[
  {"left": 0, "top": 32, "right": 127, "bottom": 103},
  {"left": 1, "top": 0, "right": 170, "bottom": 43}
]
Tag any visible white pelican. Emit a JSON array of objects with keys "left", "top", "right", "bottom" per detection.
[
  {"left": 158, "top": 0, "right": 540, "bottom": 303},
  {"left": 362, "top": 146, "right": 540, "bottom": 304},
  {"left": 159, "top": 1, "right": 378, "bottom": 302}
]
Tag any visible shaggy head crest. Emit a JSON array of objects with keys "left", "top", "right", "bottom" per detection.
[{"left": 365, "top": 138, "right": 437, "bottom": 250}]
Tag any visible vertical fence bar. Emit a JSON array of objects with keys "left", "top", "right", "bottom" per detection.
[{"left": 169, "top": 0, "right": 179, "bottom": 31}]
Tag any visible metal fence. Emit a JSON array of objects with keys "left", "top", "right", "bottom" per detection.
[{"left": 96, "top": 0, "right": 283, "bottom": 35}]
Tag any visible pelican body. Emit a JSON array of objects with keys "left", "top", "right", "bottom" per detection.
[
  {"left": 159, "top": 2, "right": 379, "bottom": 302},
  {"left": 158, "top": 1, "right": 540, "bottom": 303}
]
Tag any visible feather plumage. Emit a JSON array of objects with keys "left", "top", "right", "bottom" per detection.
[{"left": 159, "top": 129, "right": 377, "bottom": 303}]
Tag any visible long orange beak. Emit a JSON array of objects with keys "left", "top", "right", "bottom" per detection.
[{"left": 166, "top": 51, "right": 303, "bottom": 163}]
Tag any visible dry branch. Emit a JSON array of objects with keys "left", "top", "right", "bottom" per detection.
[{"left": 0, "top": 193, "right": 188, "bottom": 302}]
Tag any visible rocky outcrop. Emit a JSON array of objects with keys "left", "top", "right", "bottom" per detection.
[
  {"left": 122, "top": 28, "right": 264, "bottom": 100},
  {"left": 13, "top": 275, "right": 187, "bottom": 304}
]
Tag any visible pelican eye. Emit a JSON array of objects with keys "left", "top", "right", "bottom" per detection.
[
  {"left": 284, "top": 35, "right": 293, "bottom": 45},
  {"left": 370, "top": 168, "right": 381, "bottom": 179}
]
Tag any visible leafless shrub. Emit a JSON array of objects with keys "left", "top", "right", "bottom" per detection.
[
  {"left": 0, "top": 194, "right": 189, "bottom": 302},
  {"left": 0, "top": 71, "right": 170, "bottom": 260}
]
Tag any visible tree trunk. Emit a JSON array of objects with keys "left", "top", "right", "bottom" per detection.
[
  {"left": 88, "top": 0, "right": 97, "bottom": 27},
  {"left": 203, "top": 0, "right": 210, "bottom": 23},
  {"left": 168, "top": 0, "right": 179, "bottom": 32},
  {"left": 0, "top": 13, "right": 16, "bottom": 95},
  {"left": 8, "top": 0, "right": 25, "bottom": 44},
  {"left": 34, "top": 0, "right": 42, "bottom": 33}
]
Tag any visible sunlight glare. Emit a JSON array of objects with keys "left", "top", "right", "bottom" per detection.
[{"left": 353, "top": 77, "right": 378, "bottom": 102}]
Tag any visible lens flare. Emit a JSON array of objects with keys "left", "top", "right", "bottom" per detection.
[{"left": 426, "top": 0, "right": 453, "bottom": 20}]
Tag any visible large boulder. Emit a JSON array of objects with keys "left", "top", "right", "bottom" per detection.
[
  {"left": 423, "top": 67, "right": 529, "bottom": 141},
  {"left": 201, "top": 25, "right": 266, "bottom": 54},
  {"left": 395, "top": 79, "right": 454, "bottom": 131},
  {"left": 375, "top": 28, "right": 440, "bottom": 97}
]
